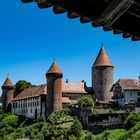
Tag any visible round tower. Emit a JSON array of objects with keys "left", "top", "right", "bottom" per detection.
[
  {"left": 2, "top": 77, "right": 14, "bottom": 112},
  {"left": 46, "top": 61, "right": 63, "bottom": 115},
  {"left": 92, "top": 47, "right": 114, "bottom": 101}
]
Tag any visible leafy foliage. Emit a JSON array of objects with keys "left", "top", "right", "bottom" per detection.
[
  {"left": 125, "top": 112, "right": 140, "bottom": 129},
  {"left": 0, "top": 110, "right": 140, "bottom": 140},
  {"left": 14, "top": 80, "right": 32, "bottom": 96},
  {"left": 68, "top": 118, "right": 82, "bottom": 137},
  {"left": 77, "top": 96, "right": 94, "bottom": 109},
  {"left": 0, "top": 113, "right": 19, "bottom": 139}
]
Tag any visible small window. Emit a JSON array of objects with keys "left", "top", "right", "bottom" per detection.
[
  {"left": 13, "top": 103, "right": 14, "bottom": 108},
  {"left": 137, "top": 92, "right": 140, "bottom": 96},
  {"left": 130, "top": 92, "right": 132, "bottom": 96}
]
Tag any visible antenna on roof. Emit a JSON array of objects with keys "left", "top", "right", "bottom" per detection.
[
  {"left": 7, "top": 74, "right": 9, "bottom": 78},
  {"left": 53, "top": 58, "right": 56, "bottom": 63},
  {"left": 101, "top": 42, "right": 104, "bottom": 48}
]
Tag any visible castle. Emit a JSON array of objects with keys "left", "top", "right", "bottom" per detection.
[{"left": 1, "top": 47, "right": 140, "bottom": 118}]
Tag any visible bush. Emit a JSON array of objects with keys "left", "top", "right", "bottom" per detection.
[
  {"left": 68, "top": 119, "right": 82, "bottom": 137},
  {"left": 77, "top": 96, "right": 94, "bottom": 109},
  {"left": 125, "top": 112, "right": 140, "bottom": 129},
  {"left": 131, "top": 129, "right": 140, "bottom": 140}
]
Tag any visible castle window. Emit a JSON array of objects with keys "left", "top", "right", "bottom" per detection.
[
  {"left": 130, "top": 92, "right": 132, "bottom": 96},
  {"left": 12, "top": 103, "right": 15, "bottom": 108},
  {"left": 137, "top": 92, "right": 140, "bottom": 96},
  {"left": 15, "top": 103, "right": 17, "bottom": 108},
  {"left": 37, "top": 101, "right": 39, "bottom": 106}
]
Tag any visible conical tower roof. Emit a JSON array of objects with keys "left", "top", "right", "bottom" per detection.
[
  {"left": 93, "top": 47, "right": 113, "bottom": 67},
  {"left": 47, "top": 61, "right": 62, "bottom": 74},
  {"left": 2, "top": 77, "right": 13, "bottom": 88}
]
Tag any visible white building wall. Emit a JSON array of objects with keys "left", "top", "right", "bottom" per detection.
[
  {"left": 12, "top": 96, "right": 42, "bottom": 119},
  {"left": 112, "top": 87, "right": 140, "bottom": 107},
  {"left": 124, "top": 91, "right": 139, "bottom": 103}
]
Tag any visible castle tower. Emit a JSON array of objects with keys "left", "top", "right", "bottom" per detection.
[
  {"left": 46, "top": 61, "right": 63, "bottom": 115},
  {"left": 2, "top": 77, "right": 14, "bottom": 112},
  {"left": 92, "top": 47, "right": 114, "bottom": 101}
]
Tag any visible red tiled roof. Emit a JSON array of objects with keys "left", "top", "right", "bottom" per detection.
[
  {"left": 96, "top": 100, "right": 113, "bottom": 105},
  {"left": 13, "top": 85, "right": 47, "bottom": 101},
  {"left": 112, "top": 79, "right": 140, "bottom": 91},
  {"left": 2, "top": 78, "right": 13, "bottom": 88},
  {"left": 62, "top": 81, "right": 87, "bottom": 94},
  {"left": 93, "top": 47, "right": 113, "bottom": 67},
  {"left": 12, "top": 81, "right": 87, "bottom": 100},
  {"left": 47, "top": 62, "right": 62, "bottom": 74}
]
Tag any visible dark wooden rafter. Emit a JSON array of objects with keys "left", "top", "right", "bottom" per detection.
[
  {"left": 53, "top": 6, "right": 67, "bottom": 14},
  {"left": 122, "top": 33, "right": 132, "bottom": 38},
  {"left": 21, "top": 0, "right": 140, "bottom": 41},
  {"left": 67, "top": 11, "right": 80, "bottom": 19},
  {"left": 37, "top": 2, "right": 52, "bottom": 8},
  {"left": 95, "top": 0, "right": 135, "bottom": 26},
  {"left": 80, "top": 16, "right": 91, "bottom": 24}
]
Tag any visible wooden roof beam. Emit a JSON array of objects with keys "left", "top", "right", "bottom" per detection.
[{"left": 95, "top": 0, "right": 134, "bottom": 26}]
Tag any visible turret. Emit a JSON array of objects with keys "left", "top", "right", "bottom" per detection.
[
  {"left": 92, "top": 47, "right": 114, "bottom": 101},
  {"left": 46, "top": 61, "right": 63, "bottom": 116},
  {"left": 2, "top": 77, "right": 14, "bottom": 112}
]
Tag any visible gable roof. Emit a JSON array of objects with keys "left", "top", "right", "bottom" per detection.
[
  {"left": 62, "top": 81, "right": 88, "bottom": 94},
  {"left": 12, "top": 81, "right": 88, "bottom": 101},
  {"left": 111, "top": 79, "right": 140, "bottom": 91},
  {"left": 13, "top": 85, "right": 46, "bottom": 101},
  {"left": 93, "top": 47, "right": 113, "bottom": 67}
]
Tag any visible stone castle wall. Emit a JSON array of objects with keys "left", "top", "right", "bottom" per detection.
[
  {"left": 92, "top": 66, "right": 114, "bottom": 101},
  {"left": 46, "top": 76, "right": 62, "bottom": 115},
  {"left": 2, "top": 87, "right": 14, "bottom": 112}
]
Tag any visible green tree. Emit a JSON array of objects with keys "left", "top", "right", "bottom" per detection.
[
  {"left": 77, "top": 96, "right": 94, "bottom": 109},
  {"left": 68, "top": 119, "right": 82, "bottom": 137},
  {"left": 125, "top": 112, "right": 140, "bottom": 129},
  {"left": 14, "top": 80, "right": 32, "bottom": 96}
]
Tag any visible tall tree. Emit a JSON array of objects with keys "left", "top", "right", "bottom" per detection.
[{"left": 14, "top": 80, "right": 32, "bottom": 96}]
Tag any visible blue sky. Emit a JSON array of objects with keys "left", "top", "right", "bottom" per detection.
[{"left": 0, "top": 1, "right": 140, "bottom": 94}]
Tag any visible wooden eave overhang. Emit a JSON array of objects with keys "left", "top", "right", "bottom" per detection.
[{"left": 21, "top": 0, "right": 140, "bottom": 41}]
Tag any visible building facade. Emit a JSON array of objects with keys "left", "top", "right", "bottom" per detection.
[
  {"left": 111, "top": 79, "right": 140, "bottom": 107},
  {"left": 1, "top": 47, "right": 117, "bottom": 118}
]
